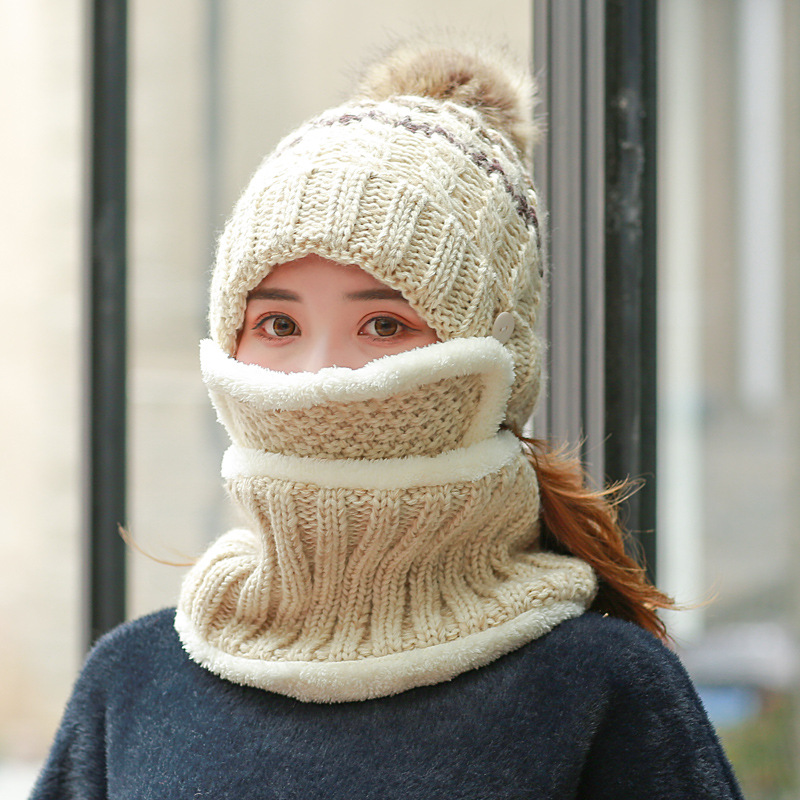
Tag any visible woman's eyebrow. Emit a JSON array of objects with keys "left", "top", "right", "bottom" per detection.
[
  {"left": 345, "top": 288, "right": 405, "bottom": 301},
  {"left": 248, "top": 288, "right": 300, "bottom": 301}
]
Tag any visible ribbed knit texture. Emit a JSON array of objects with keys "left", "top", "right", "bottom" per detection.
[{"left": 180, "top": 456, "right": 594, "bottom": 665}]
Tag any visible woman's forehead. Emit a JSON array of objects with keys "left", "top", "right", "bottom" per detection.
[{"left": 250, "top": 256, "right": 406, "bottom": 299}]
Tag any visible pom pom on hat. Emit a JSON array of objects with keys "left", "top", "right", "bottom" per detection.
[{"left": 356, "top": 39, "right": 538, "bottom": 161}]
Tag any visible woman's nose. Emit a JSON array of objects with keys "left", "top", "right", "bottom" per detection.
[{"left": 296, "top": 336, "right": 360, "bottom": 372}]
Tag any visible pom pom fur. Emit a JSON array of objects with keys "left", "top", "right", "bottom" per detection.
[{"left": 356, "top": 38, "right": 538, "bottom": 159}]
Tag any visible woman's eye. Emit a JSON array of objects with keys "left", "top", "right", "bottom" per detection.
[
  {"left": 363, "top": 317, "right": 402, "bottom": 337},
  {"left": 259, "top": 315, "right": 299, "bottom": 337}
]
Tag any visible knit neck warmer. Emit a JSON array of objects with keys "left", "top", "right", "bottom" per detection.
[{"left": 175, "top": 338, "right": 596, "bottom": 702}]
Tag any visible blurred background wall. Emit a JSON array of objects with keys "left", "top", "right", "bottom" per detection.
[{"left": 0, "top": 1, "right": 797, "bottom": 797}]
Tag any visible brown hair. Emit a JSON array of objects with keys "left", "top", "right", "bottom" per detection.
[{"left": 519, "top": 436, "right": 675, "bottom": 641}]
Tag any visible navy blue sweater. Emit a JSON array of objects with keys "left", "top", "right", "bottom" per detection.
[{"left": 31, "top": 609, "right": 742, "bottom": 799}]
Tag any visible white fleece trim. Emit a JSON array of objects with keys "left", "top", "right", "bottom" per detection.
[
  {"left": 200, "top": 337, "right": 514, "bottom": 445},
  {"left": 222, "top": 430, "right": 523, "bottom": 489},
  {"left": 175, "top": 601, "right": 587, "bottom": 704}
]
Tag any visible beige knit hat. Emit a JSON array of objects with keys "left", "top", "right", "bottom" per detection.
[{"left": 209, "top": 41, "right": 544, "bottom": 432}]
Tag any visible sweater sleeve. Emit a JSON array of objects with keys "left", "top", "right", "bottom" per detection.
[
  {"left": 27, "top": 629, "right": 123, "bottom": 800},
  {"left": 574, "top": 619, "right": 744, "bottom": 800},
  {"left": 27, "top": 609, "right": 182, "bottom": 800},
  {"left": 25, "top": 623, "right": 148, "bottom": 800}
]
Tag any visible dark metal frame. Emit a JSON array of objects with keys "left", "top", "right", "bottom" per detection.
[
  {"left": 85, "top": 0, "right": 128, "bottom": 647},
  {"left": 534, "top": 0, "right": 658, "bottom": 576},
  {"left": 602, "top": 0, "right": 658, "bottom": 576}
]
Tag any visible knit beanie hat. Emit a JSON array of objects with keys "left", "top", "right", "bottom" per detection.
[{"left": 209, "top": 40, "right": 544, "bottom": 433}]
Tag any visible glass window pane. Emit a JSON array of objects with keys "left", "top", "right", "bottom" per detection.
[
  {"left": 0, "top": 1, "right": 83, "bottom": 793},
  {"left": 659, "top": 0, "right": 800, "bottom": 792}
]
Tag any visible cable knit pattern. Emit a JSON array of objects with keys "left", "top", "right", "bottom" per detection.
[{"left": 177, "top": 341, "right": 597, "bottom": 702}]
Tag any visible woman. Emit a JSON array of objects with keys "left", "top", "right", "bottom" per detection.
[{"left": 32, "top": 40, "right": 743, "bottom": 798}]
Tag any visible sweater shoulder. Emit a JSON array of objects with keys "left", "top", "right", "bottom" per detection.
[
  {"left": 544, "top": 611, "right": 679, "bottom": 661},
  {"left": 79, "top": 608, "right": 181, "bottom": 686},
  {"left": 545, "top": 617, "right": 743, "bottom": 797},
  {"left": 88, "top": 607, "right": 177, "bottom": 654},
  {"left": 544, "top": 614, "right": 728, "bottom": 756},
  {"left": 534, "top": 612, "right": 697, "bottom": 695},
  {"left": 550, "top": 609, "right": 666, "bottom": 646}
]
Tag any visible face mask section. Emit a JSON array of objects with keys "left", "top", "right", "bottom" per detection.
[
  {"left": 200, "top": 336, "right": 515, "bottom": 459},
  {"left": 176, "top": 336, "right": 597, "bottom": 703}
]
